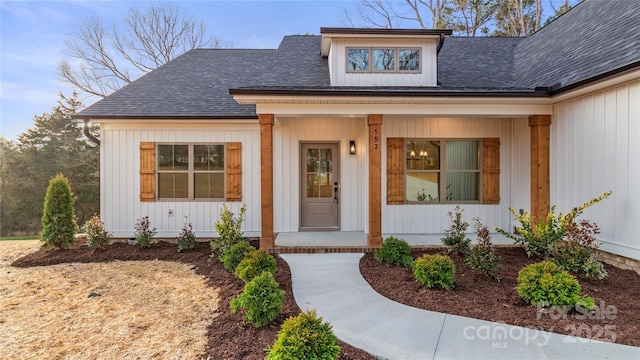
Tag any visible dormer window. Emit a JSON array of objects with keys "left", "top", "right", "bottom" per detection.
[
  {"left": 347, "top": 49, "right": 369, "bottom": 70},
  {"left": 347, "top": 47, "right": 421, "bottom": 73},
  {"left": 373, "top": 49, "right": 394, "bottom": 71},
  {"left": 399, "top": 49, "right": 420, "bottom": 71}
]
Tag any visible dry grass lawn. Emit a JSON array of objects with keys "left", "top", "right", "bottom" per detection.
[{"left": 0, "top": 240, "right": 219, "bottom": 359}]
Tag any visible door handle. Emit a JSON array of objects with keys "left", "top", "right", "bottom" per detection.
[{"left": 333, "top": 181, "right": 339, "bottom": 204}]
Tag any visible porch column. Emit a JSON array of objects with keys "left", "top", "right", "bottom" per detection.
[
  {"left": 368, "top": 114, "right": 383, "bottom": 248},
  {"left": 529, "top": 115, "right": 552, "bottom": 224},
  {"left": 259, "top": 114, "right": 275, "bottom": 249}
]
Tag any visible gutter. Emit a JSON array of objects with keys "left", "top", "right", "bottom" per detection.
[
  {"left": 549, "top": 60, "right": 640, "bottom": 96},
  {"left": 229, "top": 87, "right": 550, "bottom": 98}
]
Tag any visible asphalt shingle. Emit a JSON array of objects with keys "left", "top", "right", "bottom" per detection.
[{"left": 77, "top": 0, "right": 640, "bottom": 118}]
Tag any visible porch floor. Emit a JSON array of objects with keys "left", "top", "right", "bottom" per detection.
[{"left": 271, "top": 231, "right": 516, "bottom": 254}]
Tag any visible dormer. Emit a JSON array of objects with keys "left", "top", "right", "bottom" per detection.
[{"left": 320, "top": 28, "right": 452, "bottom": 87}]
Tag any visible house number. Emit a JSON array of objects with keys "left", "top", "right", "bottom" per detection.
[{"left": 373, "top": 127, "right": 379, "bottom": 150}]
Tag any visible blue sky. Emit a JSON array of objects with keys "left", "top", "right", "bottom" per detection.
[
  {"left": 0, "top": 0, "right": 576, "bottom": 140},
  {"left": 0, "top": 0, "right": 359, "bottom": 140}
]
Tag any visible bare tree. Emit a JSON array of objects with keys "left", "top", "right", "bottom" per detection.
[
  {"left": 446, "top": 0, "right": 499, "bottom": 36},
  {"left": 493, "top": 0, "right": 545, "bottom": 36},
  {"left": 59, "top": 4, "right": 228, "bottom": 97},
  {"left": 343, "top": 0, "right": 451, "bottom": 29}
]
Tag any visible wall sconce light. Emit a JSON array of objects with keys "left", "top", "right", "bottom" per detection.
[{"left": 349, "top": 140, "right": 356, "bottom": 155}]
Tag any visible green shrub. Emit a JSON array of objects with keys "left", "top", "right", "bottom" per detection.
[
  {"left": 441, "top": 205, "right": 471, "bottom": 255},
  {"left": 551, "top": 220, "right": 608, "bottom": 279},
  {"left": 221, "top": 241, "right": 255, "bottom": 272},
  {"left": 230, "top": 271, "right": 284, "bottom": 328},
  {"left": 211, "top": 204, "right": 246, "bottom": 258},
  {"left": 465, "top": 218, "right": 501, "bottom": 281},
  {"left": 374, "top": 237, "right": 413, "bottom": 268},
  {"left": 235, "top": 249, "right": 276, "bottom": 282},
  {"left": 496, "top": 192, "right": 611, "bottom": 259},
  {"left": 177, "top": 218, "right": 196, "bottom": 252},
  {"left": 83, "top": 214, "right": 111, "bottom": 249},
  {"left": 40, "top": 174, "right": 77, "bottom": 249},
  {"left": 134, "top": 216, "right": 156, "bottom": 249},
  {"left": 413, "top": 254, "right": 455, "bottom": 290},
  {"left": 266, "top": 310, "right": 340, "bottom": 360},
  {"left": 516, "top": 261, "right": 595, "bottom": 309}
]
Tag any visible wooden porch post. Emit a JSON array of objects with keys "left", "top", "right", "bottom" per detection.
[
  {"left": 368, "top": 114, "right": 383, "bottom": 248},
  {"left": 529, "top": 115, "right": 552, "bottom": 224},
  {"left": 259, "top": 114, "right": 275, "bottom": 249}
]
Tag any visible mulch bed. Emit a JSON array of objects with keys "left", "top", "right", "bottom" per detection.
[
  {"left": 360, "top": 247, "right": 640, "bottom": 347},
  {"left": 12, "top": 240, "right": 374, "bottom": 360}
]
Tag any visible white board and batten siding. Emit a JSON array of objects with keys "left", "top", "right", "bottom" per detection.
[
  {"left": 273, "top": 117, "right": 367, "bottom": 233},
  {"left": 328, "top": 38, "right": 437, "bottom": 87},
  {"left": 382, "top": 116, "right": 531, "bottom": 235},
  {"left": 100, "top": 122, "right": 261, "bottom": 238},
  {"left": 551, "top": 79, "right": 640, "bottom": 260}
]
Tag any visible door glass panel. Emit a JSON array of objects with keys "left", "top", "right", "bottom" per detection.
[
  {"left": 307, "top": 174, "right": 319, "bottom": 197},
  {"left": 306, "top": 149, "right": 318, "bottom": 172},
  {"left": 305, "top": 147, "right": 334, "bottom": 199},
  {"left": 319, "top": 174, "right": 333, "bottom": 198}
]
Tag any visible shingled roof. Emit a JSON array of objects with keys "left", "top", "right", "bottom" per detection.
[
  {"left": 515, "top": 0, "right": 640, "bottom": 91},
  {"left": 77, "top": 0, "right": 639, "bottom": 119},
  {"left": 76, "top": 36, "right": 329, "bottom": 118}
]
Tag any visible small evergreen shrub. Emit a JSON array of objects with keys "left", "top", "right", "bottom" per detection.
[
  {"left": 134, "top": 216, "right": 156, "bottom": 249},
  {"left": 221, "top": 241, "right": 255, "bottom": 272},
  {"left": 413, "top": 254, "right": 455, "bottom": 290},
  {"left": 40, "top": 174, "right": 77, "bottom": 249},
  {"left": 516, "top": 261, "right": 595, "bottom": 309},
  {"left": 266, "top": 310, "right": 340, "bottom": 360},
  {"left": 230, "top": 271, "right": 284, "bottom": 328},
  {"left": 235, "top": 249, "right": 277, "bottom": 283},
  {"left": 177, "top": 217, "right": 196, "bottom": 252},
  {"left": 374, "top": 237, "right": 413, "bottom": 268},
  {"left": 441, "top": 205, "right": 471, "bottom": 255},
  {"left": 83, "top": 214, "right": 111, "bottom": 249},
  {"left": 211, "top": 204, "right": 246, "bottom": 258},
  {"left": 465, "top": 218, "right": 502, "bottom": 281}
]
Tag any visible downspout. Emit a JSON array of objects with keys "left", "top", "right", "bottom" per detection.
[
  {"left": 83, "top": 119, "right": 100, "bottom": 146},
  {"left": 436, "top": 33, "right": 446, "bottom": 55},
  {"left": 436, "top": 33, "right": 447, "bottom": 85}
]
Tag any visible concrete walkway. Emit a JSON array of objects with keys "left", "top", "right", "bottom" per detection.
[{"left": 281, "top": 253, "right": 640, "bottom": 360}]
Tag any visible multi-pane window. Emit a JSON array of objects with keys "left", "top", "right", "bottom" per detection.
[
  {"left": 157, "top": 144, "right": 225, "bottom": 199},
  {"left": 373, "top": 49, "right": 394, "bottom": 71},
  {"left": 406, "top": 139, "right": 480, "bottom": 202},
  {"left": 399, "top": 49, "right": 420, "bottom": 71},
  {"left": 347, "top": 49, "right": 369, "bottom": 70},
  {"left": 347, "top": 48, "right": 421, "bottom": 72}
]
